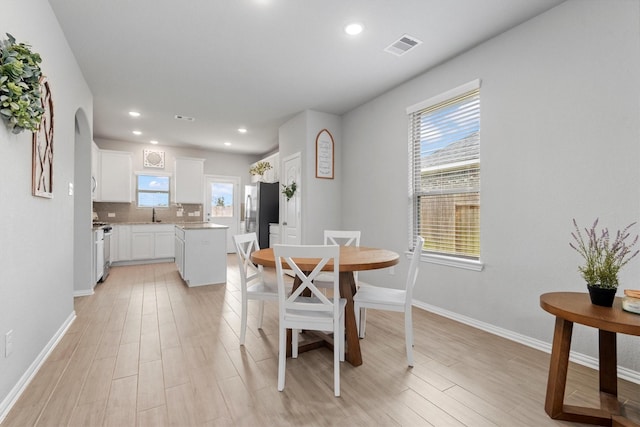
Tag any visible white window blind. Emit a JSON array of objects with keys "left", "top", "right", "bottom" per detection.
[{"left": 408, "top": 81, "right": 480, "bottom": 259}]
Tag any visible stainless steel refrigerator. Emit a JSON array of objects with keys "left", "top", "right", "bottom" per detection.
[{"left": 244, "top": 181, "right": 279, "bottom": 249}]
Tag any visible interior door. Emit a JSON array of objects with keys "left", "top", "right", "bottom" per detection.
[
  {"left": 281, "top": 153, "right": 301, "bottom": 245},
  {"left": 204, "top": 175, "right": 240, "bottom": 253}
]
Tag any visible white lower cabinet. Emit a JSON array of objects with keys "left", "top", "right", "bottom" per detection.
[
  {"left": 112, "top": 224, "right": 174, "bottom": 263},
  {"left": 175, "top": 224, "right": 227, "bottom": 287}
]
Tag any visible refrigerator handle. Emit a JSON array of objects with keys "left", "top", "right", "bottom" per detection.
[{"left": 245, "top": 195, "right": 252, "bottom": 231}]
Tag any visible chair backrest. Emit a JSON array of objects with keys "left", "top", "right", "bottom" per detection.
[
  {"left": 233, "top": 233, "right": 263, "bottom": 294},
  {"left": 404, "top": 236, "right": 424, "bottom": 306},
  {"left": 324, "top": 230, "right": 361, "bottom": 247},
  {"left": 273, "top": 244, "right": 340, "bottom": 318}
]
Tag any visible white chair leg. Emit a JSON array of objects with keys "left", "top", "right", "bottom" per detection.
[
  {"left": 257, "top": 300, "right": 265, "bottom": 329},
  {"left": 278, "top": 326, "right": 286, "bottom": 391},
  {"left": 334, "top": 323, "right": 340, "bottom": 397},
  {"left": 292, "top": 329, "right": 299, "bottom": 358},
  {"left": 240, "top": 298, "right": 248, "bottom": 345},
  {"left": 339, "top": 313, "right": 345, "bottom": 362},
  {"left": 359, "top": 307, "right": 367, "bottom": 338},
  {"left": 405, "top": 307, "right": 414, "bottom": 367}
]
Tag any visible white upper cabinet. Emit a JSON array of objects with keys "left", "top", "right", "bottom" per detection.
[
  {"left": 91, "top": 141, "right": 99, "bottom": 200},
  {"left": 99, "top": 149, "right": 133, "bottom": 202},
  {"left": 174, "top": 157, "right": 204, "bottom": 204}
]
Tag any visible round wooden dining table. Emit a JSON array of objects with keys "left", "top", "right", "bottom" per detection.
[{"left": 251, "top": 245, "right": 400, "bottom": 366}]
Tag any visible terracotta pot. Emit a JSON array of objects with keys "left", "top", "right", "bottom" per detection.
[{"left": 587, "top": 285, "right": 616, "bottom": 307}]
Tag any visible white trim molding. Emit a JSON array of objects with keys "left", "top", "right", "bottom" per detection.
[
  {"left": 412, "top": 300, "right": 640, "bottom": 386},
  {"left": 0, "top": 311, "right": 76, "bottom": 423}
]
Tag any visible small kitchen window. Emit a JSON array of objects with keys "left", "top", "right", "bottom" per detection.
[{"left": 137, "top": 174, "right": 170, "bottom": 208}]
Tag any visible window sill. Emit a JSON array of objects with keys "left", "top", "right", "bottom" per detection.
[{"left": 406, "top": 251, "right": 484, "bottom": 271}]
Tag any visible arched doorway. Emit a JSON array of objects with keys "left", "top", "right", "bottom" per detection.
[{"left": 73, "top": 109, "right": 94, "bottom": 295}]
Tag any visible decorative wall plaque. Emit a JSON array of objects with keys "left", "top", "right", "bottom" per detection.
[
  {"left": 32, "top": 77, "right": 53, "bottom": 198},
  {"left": 143, "top": 149, "right": 165, "bottom": 168},
  {"left": 315, "top": 129, "right": 334, "bottom": 179}
]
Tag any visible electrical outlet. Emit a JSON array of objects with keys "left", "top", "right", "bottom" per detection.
[
  {"left": 108, "top": 213, "right": 115, "bottom": 218},
  {"left": 194, "top": 211, "right": 200, "bottom": 216},
  {"left": 176, "top": 211, "right": 183, "bottom": 217},
  {"left": 388, "top": 266, "right": 395, "bottom": 275},
  {"left": 5, "top": 330, "right": 13, "bottom": 357}
]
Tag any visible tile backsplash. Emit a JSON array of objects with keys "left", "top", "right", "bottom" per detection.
[{"left": 93, "top": 202, "right": 203, "bottom": 223}]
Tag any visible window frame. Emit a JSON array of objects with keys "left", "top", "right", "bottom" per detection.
[
  {"left": 135, "top": 171, "right": 172, "bottom": 208},
  {"left": 407, "top": 79, "right": 484, "bottom": 271}
]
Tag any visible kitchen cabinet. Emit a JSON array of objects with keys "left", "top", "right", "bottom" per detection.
[
  {"left": 99, "top": 149, "right": 132, "bottom": 202},
  {"left": 269, "top": 223, "right": 280, "bottom": 248},
  {"left": 175, "top": 223, "right": 227, "bottom": 287},
  {"left": 91, "top": 141, "right": 99, "bottom": 200},
  {"left": 174, "top": 157, "right": 204, "bottom": 203},
  {"left": 111, "top": 224, "right": 131, "bottom": 262},
  {"left": 130, "top": 224, "right": 175, "bottom": 260}
]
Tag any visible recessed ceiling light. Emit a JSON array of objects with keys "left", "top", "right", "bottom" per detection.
[
  {"left": 132, "top": 130, "right": 142, "bottom": 136},
  {"left": 224, "top": 141, "right": 232, "bottom": 146},
  {"left": 128, "top": 111, "right": 141, "bottom": 117},
  {"left": 344, "top": 23, "right": 364, "bottom": 36},
  {"left": 150, "top": 140, "right": 158, "bottom": 145},
  {"left": 237, "top": 128, "right": 247, "bottom": 134}
]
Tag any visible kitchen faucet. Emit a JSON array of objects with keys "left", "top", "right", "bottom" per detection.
[{"left": 152, "top": 207, "right": 156, "bottom": 223}]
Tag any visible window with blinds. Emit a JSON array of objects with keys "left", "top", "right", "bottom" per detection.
[{"left": 408, "top": 80, "right": 480, "bottom": 259}]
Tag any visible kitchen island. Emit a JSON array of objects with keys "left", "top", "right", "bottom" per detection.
[{"left": 174, "top": 223, "right": 228, "bottom": 287}]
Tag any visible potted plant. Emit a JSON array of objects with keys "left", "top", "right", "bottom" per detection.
[
  {"left": 249, "top": 161, "right": 272, "bottom": 180},
  {"left": 282, "top": 181, "right": 296, "bottom": 201},
  {"left": 570, "top": 218, "right": 639, "bottom": 306},
  {"left": 0, "top": 33, "right": 44, "bottom": 134}
]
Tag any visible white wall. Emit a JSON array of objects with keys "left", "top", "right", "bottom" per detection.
[
  {"left": 342, "top": 0, "right": 640, "bottom": 372},
  {"left": 0, "top": 0, "right": 93, "bottom": 415},
  {"left": 278, "top": 110, "right": 343, "bottom": 244}
]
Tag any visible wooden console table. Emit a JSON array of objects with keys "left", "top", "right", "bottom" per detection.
[{"left": 540, "top": 292, "right": 640, "bottom": 426}]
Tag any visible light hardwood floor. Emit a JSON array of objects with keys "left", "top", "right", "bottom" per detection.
[{"left": 2, "top": 258, "right": 639, "bottom": 426}]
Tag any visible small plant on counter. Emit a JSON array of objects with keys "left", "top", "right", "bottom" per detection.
[
  {"left": 282, "top": 181, "right": 297, "bottom": 201},
  {"left": 249, "top": 161, "right": 272, "bottom": 178},
  {"left": 0, "top": 33, "right": 44, "bottom": 134}
]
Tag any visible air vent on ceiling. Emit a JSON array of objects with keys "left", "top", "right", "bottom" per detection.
[
  {"left": 384, "top": 34, "right": 422, "bottom": 56},
  {"left": 174, "top": 114, "right": 195, "bottom": 122}
]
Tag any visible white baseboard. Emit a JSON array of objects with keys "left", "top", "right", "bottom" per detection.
[
  {"left": 73, "top": 289, "right": 94, "bottom": 297},
  {"left": 412, "top": 300, "right": 640, "bottom": 385},
  {"left": 0, "top": 311, "right": 76, "bottom": 423}
]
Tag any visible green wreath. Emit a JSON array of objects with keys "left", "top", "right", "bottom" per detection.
[{"left": 0, "top": 33, "right": 44, "bottom": 134}]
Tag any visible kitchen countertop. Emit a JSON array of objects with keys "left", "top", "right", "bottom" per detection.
[{"left": 175, "top": 223, "right": 228, "bottom": 230}]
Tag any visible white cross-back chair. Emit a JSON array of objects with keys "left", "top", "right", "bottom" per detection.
[
  {"left": 273, "top": 244, "right": 345, "bottom": 397},
  {"left": 353, "top": 236, "right": 424, "bottom": 367},
  {"left": 233, "top": 232, "right": 279, "bottom": 346},
  {"left": 314, "top": 230, "right": 361, "bottom": 289}
]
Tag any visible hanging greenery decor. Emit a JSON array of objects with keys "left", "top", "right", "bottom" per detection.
[
  {"left": 282, "top": 181, "right": 297, "bottom": 201},
  {"left": 0, "top": 33, "right": 44, "bottom": 134}
]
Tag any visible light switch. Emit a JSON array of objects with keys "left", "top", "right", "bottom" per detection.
[{"left": 68, "top": 182, "right": 74, "bottom": 196}]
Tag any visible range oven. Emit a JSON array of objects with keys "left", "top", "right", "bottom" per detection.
[
  {"left": 94, "top": 222, "right": 112, "bottom": 283},
  {"left": 102, "top": 225, "right": 112, "bottom": 281}
]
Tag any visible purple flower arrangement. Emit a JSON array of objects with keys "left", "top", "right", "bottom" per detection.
[{"left": 570, "top": 219, "right": 639, "bottom": 289}]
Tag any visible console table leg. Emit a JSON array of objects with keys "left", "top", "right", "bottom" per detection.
[
  {"left": 599, "top": 330, "right": 617, "bottom": 396},
  {"left": 545, "top": 317, "right": 573, "bottom": 418}
]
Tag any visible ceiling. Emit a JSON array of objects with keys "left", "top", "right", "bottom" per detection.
[{"left": 48, "top": 0, "right": 564, "bottom": 156}]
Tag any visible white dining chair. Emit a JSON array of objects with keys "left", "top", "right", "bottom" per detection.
[
  {"left": 273, "top": 244, "right": 345, "bottom": 397},
  {"left": 353, "top": 236, "right": 424, "bottom": 367},
  {"left": 314, "top": 230, "right": 361, "bottom": 290},
  {"left": 233, "top": 232, "right": 279, "bottom": 346}
]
